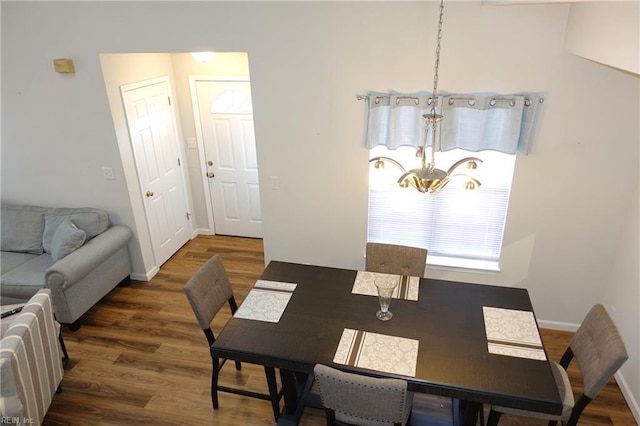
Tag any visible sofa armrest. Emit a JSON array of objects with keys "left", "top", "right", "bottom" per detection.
[{"left": 45, "top": 225, "right": 132, "bottom": 291}]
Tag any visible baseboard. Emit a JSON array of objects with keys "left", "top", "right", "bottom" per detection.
[
  {"left": 537, "top": 319, "right": 579, "bottom": 332},
  {"left": 129, "top": 266, "right": 158, "bottom": 282},
  {"left": 193, "top": 228, "right": 213, "bottom": 237},
  {"left": 615, "top": 371, "right": 640, "bottom": 423},
  {"left": 539, "top": 318, "right": 639, "bottom": 423}
]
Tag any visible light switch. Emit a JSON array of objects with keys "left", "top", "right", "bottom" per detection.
[
  {"left": 270, "top": 176, "right": 280, "bottom": 190},
  {"left": 186, "top": 137, "right": 197, "bottom": 149}
]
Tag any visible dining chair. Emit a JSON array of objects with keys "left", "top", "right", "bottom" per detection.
[
  {"left": 183, "top": 254, "right": 282, "bottom": 421},
  {"left": 313, "top": 364, "right": 413, "bottom": 426},
  {"left": 365, "top": 242, "right": 427, "bottom": 277},
  {"left": 487, "top": 304, "right": 628, "bottom": 426}
]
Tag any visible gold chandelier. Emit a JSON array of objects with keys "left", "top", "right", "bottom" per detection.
[{"left": 369, "top": 0, "right": 482, "bottom": 194}]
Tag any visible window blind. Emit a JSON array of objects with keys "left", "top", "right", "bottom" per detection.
[{"left": 367, "top": 147, "right": 515, "bottom": 266}]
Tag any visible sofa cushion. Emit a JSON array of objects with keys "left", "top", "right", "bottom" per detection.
[
  {"left": 50, "top": 219, "right": 86, "bottom": 262},
  {"left": 0, "top": 252, "right": 39, "bottom": 276},
  {"left": 43, "top": 208, "right": 109, "bottom": 254},
  {"left": 0, "top": 254, "right": 55, "bottom": 301},
  {"left": 0, "top": 205, "right": 46, "bottom": 254}
]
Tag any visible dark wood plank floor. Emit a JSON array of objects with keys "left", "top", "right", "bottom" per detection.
[{"left": 44, "top": 235, "right": 637, "bottom": 426}]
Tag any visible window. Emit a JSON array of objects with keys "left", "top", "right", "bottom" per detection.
[{"left": 367, "top": 146, "right": 516, "bottom": 271}]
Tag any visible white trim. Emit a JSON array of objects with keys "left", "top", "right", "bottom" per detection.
[
  {"left": 615, "top": 371, "right": 640, "bottom": 424},
  {"left": 129, "top": 266, "right": 159, "bottom": 282},
  {"left": 193, "top": 228, "right": 213, "bottom": 236},
  {"left": 536, "top": 319, "right": 580, "bottom": 332},
  {"left": 427, "top": 254, "right": 500, "bottom": 273}
]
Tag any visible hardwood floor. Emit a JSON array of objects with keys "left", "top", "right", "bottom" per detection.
[{"left": 44, "top": 235, "right": 637, "bottom": 426}]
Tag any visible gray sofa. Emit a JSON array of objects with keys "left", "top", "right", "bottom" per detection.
[{"left": 1, "top": 204, "right": 132, "bottom": 328}]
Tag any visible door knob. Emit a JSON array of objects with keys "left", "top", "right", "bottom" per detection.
[
  {"left": 146, "top": 190, "right": 154, "bottom": 197},
  {"left": 207, "top": 172, "right": 215, "bottom": 178}
]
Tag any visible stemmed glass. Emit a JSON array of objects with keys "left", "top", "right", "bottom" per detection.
[{"left": 374, "top": 276, "right": 398, "bottom": 321}]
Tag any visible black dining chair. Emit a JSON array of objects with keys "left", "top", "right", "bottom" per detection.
[
  {"left": 365, "top": 242, "right": 427, "bottom": 277},
  {"left": 487, "top": 304, "right": 628, "bottom": 426},
  {"left": 183, "top": 254, "right": 282, "bottom": 421}
]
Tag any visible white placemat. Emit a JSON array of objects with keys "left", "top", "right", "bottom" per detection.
[
  {"left": 333, "top": 328, "right": 419, "bottom": 377},
  {"left": 352, "top": 271, "right": 419, "bottom": 301},
  {"left": 483, "top": 306, "right": 546, "bottom": 361},
  {"left": 234, "top": 280, "right": 297, "bottom": 323}
]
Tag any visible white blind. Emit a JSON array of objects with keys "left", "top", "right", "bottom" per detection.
[{"left": 368, "top": 147, "right": 515, "bottom": 265}]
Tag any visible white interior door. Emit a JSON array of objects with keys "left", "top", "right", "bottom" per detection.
[
  {"left": 121, "top": 76, "right": 191, "bottom": 266},
  {"left": 194, "top": 80, "right": 262, "bottom": 238}
]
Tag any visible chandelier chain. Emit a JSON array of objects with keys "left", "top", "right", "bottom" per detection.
[
  {"left": 432, "top": 0, "right": 445, "bottom": 105},
  {"left": 427, "top": 0, "right": 445, "bottom": 168}
]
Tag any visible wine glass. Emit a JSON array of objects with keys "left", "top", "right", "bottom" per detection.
[{"left": 374, "top": 276, "right": 398, "bottom": 321}]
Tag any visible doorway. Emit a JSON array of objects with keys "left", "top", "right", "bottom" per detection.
[
  {"left": 120, "top": 76, "right": 191, "bottom": 266},
  {"left": 191, "top": 78, "right": 262, "bottom": 238}
]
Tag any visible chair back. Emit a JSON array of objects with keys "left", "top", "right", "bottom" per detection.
[
  {"left": 314, "top": 364, "right": 412, "bottom": 426},
  {"left": 0, "top": 289, "right": 64, "bottom": 423},
  {"left": 183, "top": 254, "right": 234, "bottom": 331},
  {"left": 570, "top": 304, "right": 628, "bottom": 398},
  {"left": 366, "top": 243, "right": 427, "bottom": 277}
]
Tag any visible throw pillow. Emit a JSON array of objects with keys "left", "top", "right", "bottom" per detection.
[
  {"left": 51, "top": 219, "right": 86, "bottom": 262},
  {"left": 43, "top": 208, "right": 109, "bottom": 254}
]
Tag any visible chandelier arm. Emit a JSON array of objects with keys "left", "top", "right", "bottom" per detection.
[
  {"left": 429, "top": 176, "right": 449, "bottom": 193},
  {"left": 448, "top": 174, "right": 482, "bottom": 187},
  {"left": 445, "top": 157, "right": 483, "bottom": 175},
  {"left": 369, "top": 156, "right": 408, "bottom": 174},
  {"left": 397, "top": 171, "right": 417, "bottom": 186}
]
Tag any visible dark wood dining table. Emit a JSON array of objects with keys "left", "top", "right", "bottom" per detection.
[{"left": 211, "top": 261, "right": 563, "bottom": 425}]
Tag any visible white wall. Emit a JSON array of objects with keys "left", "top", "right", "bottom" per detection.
[
  {"left": 1, "top": 1, "right": 638, "bottom": 416},
  {"left": 564, "top": 1, "right": 640, "bottom": 75},
  {"left": 603, "top": 183, "right": 640, "bottom": 416}
]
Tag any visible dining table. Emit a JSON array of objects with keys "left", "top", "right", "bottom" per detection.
[{"left": 211, "top": 261, "right": 563, "bottom": 426}]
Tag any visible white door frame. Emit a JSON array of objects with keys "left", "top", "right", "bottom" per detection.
[
  {"left": 121, "top": 75, "right": 194, "bottom": 267},
  {"left": 189, "top": 75, "right": 251, "bottom": 235}
]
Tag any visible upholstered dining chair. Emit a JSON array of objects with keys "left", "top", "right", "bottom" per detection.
[
  {"left": 487, "top": 304, "right": 628, "bottom": 426},
  {"left": 313, "top": 364, "right": 414, "bottom": 426},
  {"left": 183, "top": 254, "right": 282, "bottom": 421},
  {"left": 365, "top": 243, "right": 427, "bottom": 277}
]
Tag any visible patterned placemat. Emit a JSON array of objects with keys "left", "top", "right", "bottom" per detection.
[
  {"left": 483, "top": 306, "right": 546, "bottom": 361},
  {"left": 234, "top": 280, "right": 297, "bottom": 323},
  {"left": 333, "top": 328, "right": 419, "bottom": 377},
  {"left": 352, "top": 271, "right": 419, "bottom": 301}
]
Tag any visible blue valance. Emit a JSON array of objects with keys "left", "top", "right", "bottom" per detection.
[{"left": 363, "top": 91, "right": 544, "bottom": 155}]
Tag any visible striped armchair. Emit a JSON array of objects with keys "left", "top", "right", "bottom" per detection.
[{"left": 0, "top": 289, "right": 64, "bottom": 425}]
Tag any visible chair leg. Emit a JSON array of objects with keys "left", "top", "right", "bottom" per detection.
[
  {"left": 565, "top": 395, "right": 591, "bottom": 426},
  {"left": 211, "top": 357, "right": 221, "bottom": 409},
  {"left": 264, "top": 366, "right": 280, "bottom": 421},
  {"left": 67, "top": 320, "right": 81, "bottom": 332},
  {"left": 235, "top": 360, "right": 242, "bottom": 370},
  {"left": 486, "top": 409, "right": 501, "bottom": 426},
  {"left": 59, "top": 332, "right": 70, "bottom": 369}
]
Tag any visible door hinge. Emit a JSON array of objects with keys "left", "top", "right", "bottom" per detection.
[
  {"left": 168, "top": 96, "right": 172, "bottom": 106},
  {"left": 186, "top": 212, "right": 191, "bottom": 220},
  {"left": 177, "top": 157, "right": 181, "bottom": 166}
]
